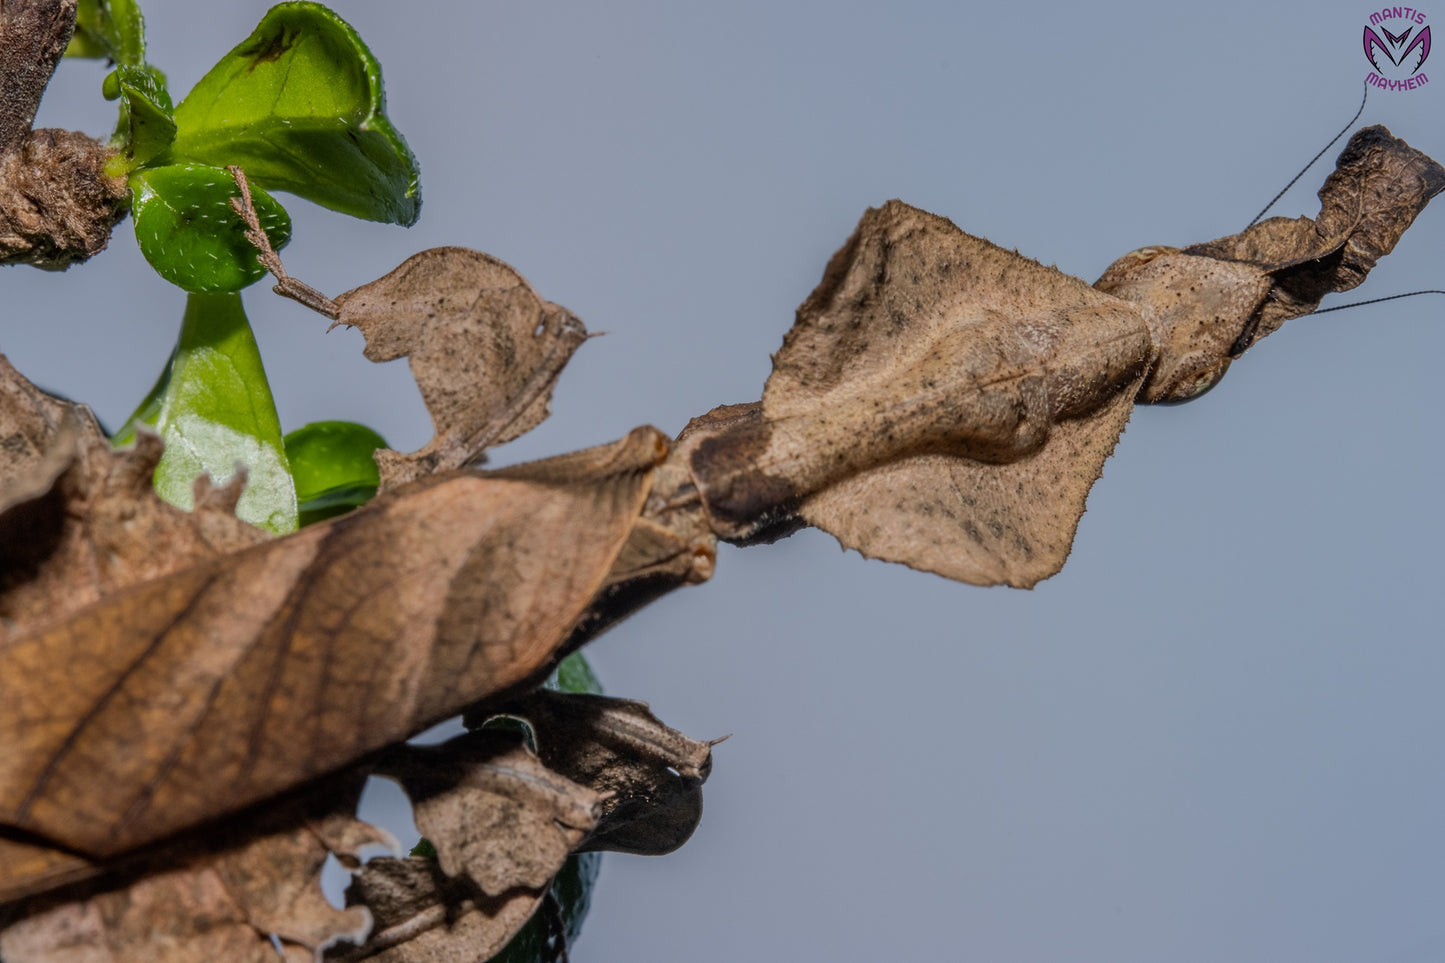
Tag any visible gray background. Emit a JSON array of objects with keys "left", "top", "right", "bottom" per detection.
[{"left": 8, "top": 1, "right": 1443, "bottom": 960}]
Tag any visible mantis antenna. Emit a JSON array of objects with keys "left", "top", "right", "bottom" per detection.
[
  {"left": 1312, "top": 290, "right": 1445, "bottom": 314},
  {"left": 1245, "top": 81, "right": 1369, "bottom": 229}
]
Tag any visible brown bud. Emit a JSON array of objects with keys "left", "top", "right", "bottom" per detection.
[{"left": 0, "top": 128, "right": 129, "bottom": 268}]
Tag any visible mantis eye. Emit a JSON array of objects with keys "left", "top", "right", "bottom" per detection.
[
  {"left": 1115, "top": 245, "right": 1179, "bottom": 267},
  {"left": 1155, "top": 358, "right": 1231, "bottom": 405}
]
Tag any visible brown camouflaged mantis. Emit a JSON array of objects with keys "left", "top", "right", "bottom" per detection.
[
  {"left": 0, "top": 123, "right": 1440, "bottom": 960},
  {"left": 670, "top": 125, "right": 1445, "bottom": 586}
]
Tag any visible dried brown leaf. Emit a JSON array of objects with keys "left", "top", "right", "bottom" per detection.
[
  {"left": 561, "top": 454, "right": 720, "bottom": 649},
  {"left": 0, "top": 353, "right": 92, "bottom": 490},
  {"left": 0, "top": 839, "right": 96, "bottom": 907},
  {"left": 0, "top": 425, "right": 665, "bottom": 902},
  {"left": 0, "top": 868, "right": 291, "bottom": 963},
  {"left": 377, "top": 731, "right": 603, "bottom": 896},
  {"left": 0, "top": 356, "right": 266, "bottom": 637},
  {"left": 325, "top": 856, "right": 546, "bottom": 963},
  {"left": 0, "top": 776, "right": 378, "bottom": 963}
]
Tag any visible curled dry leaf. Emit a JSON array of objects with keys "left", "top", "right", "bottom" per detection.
[
  {"left": 0, "top": 774, "right": 382, "bottom": 963},
  {"left": 7, "top": 98, "right": 1433, "bottom": 960},
  {"left": 0, "top": 655, "right": 717, "bottom": 962},
  {"left": 517, "top": 432, "right": 721, "bottom": 653},
  {"left": 0, "top": 354, "right": 265, "bottom": 638},
  {"left": 678, "top": 125, "right": 1443, "bottom": 587},
  {"left": 1, "top": 186, "right": 711, "bottom": 957},
  {"left": 326, "top": 857, "right": 547, "bottom": 963},
  {"left": 376, "top": 730, "right": 604, "bottom": 897}
]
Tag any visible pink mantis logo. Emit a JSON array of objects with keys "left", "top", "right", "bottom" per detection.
[{"left": 1364, "top": 7, "right": 1431, "bottom": 90}]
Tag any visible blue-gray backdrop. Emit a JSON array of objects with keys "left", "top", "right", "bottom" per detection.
[{"left": 7, "top": 2, "right": 1443, "bottom": 960}]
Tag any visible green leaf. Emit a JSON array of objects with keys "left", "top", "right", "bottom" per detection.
[
  {"left": 151, "top": 293, "right": 297, "bottom": 533},
  {"left": 167, "top": 2, "right": 420, "bottom": 226},
  {"left": 130, "top": 163, "right": 291, "bottom": 292},
  {"left": 105, "top": 63, "right": 175, "bottom": 166},
  {"left": 66, "top": 0, "right": 146, "bottom": 66},
  {"left": 283, "top": 420, "right": 388, "bottom": 526},
  {"left": 549, "top": 653, "right": 604, "bottom": 696},
  {"left": 111, "top": 348, "right": 173, "bottom": 447}
]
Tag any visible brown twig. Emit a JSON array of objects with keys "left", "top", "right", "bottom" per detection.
[{"left": 0, "top": 0, "right": 76, "bottom": 154}]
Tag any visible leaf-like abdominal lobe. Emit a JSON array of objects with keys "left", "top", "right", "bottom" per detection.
[
  {"left": 333, "top": 247, "right": 592, "bottom": 489},
  {"left": 689, "top": 200, "right": 1153, "bottom": 586},
  {"left": 0, "top": 426, "right": 666, "bottom": 883}
]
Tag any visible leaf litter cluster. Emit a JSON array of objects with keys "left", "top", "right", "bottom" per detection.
[{"left": 0, "top": 230, "right": 718, "bottom": 960}]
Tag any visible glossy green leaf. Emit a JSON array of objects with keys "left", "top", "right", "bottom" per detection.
[
  {"left": 110, "top": 349, "right": 173, "bottom": 447},
  {"left": 283, "top": 420, "right": 388, "bottom": 526},
  {"left": 105, "top": 63, "right": 175, "bottom": 166},
  {"left": 151, "top": 292, "right": 297, "bottom": 533},
  {"left": 167, "top": 2, "right": 420, "bottom": 226},
  {"left": 550, "top": 653, "right": 604, "bottom": 696},
  {"left": 130, "top": 163, "right": 291, "bottom": 293},
  {"left": 66, "top": 0, "right": 146, "bottom": 65}
]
